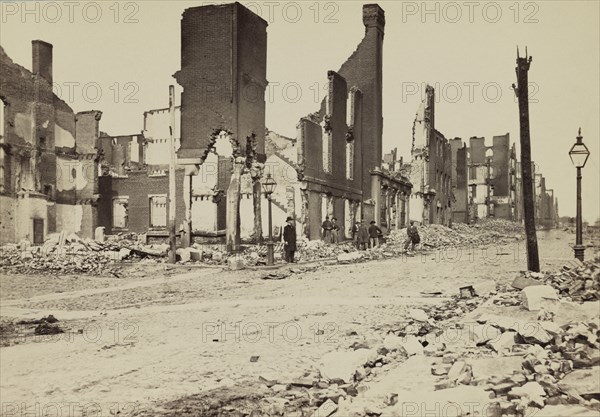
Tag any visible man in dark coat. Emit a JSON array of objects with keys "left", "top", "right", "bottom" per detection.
[
  {"left": 283, "top": 216, "right": 297, "bottom": 263},
  {"left": 404, "top": 220, "right": 420, "bottom": 252},
  {"left": 321, "top": 216, "right": 333, "bottom": 243},
  {"left": 352, "top": 221, "right": 360, "bottom": 248},
  {"left": 368, "top": 220, "right": 382, "bottom": 248},
  {"left": 357, "top": 221, "right": 370, "bottom": 250}
]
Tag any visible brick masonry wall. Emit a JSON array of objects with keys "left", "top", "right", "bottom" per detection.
[
  {"left": 176, "top": 3, "right": 267, "bottom": 161},
  {"left": 98, "top": 170, "right": 186, "bottom": 234},
  {"left": 337, "top": 4, "right": 385, "bottom": 200}
]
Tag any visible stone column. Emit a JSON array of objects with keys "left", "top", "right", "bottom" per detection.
[
  {"left": 300, "top": 183, "right": 309, "bottom": 239},
  {"left": 286, "top": 186, "right": 295, "bottom": 220},
  {"left": 251, "top": 163, "right": 264, "bottom": 244},
  {"left": 371, "top": 174, "right": 381, "bottom": 224},
  {"left": 226, "top": 156, "right": 245, "bottom": 252}
]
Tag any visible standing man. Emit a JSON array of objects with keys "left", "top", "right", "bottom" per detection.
[
  {"left": 368, "top": 220, "right": 382, "bottom": 249},
  {"left": 352, "top": 221, "right": 360, "bottom": 248},
  {"left": 331, "top": 217, "right": 340, "bottom": 244},
  {"left": 404, "top": 221, "right": 420, "bottom": 252},
  {"left": 283, "top": 216, "right": 297, "bottom": 263},
  {"left": 358, "top": 220, "right": 370, "bottom": 250},
  {"left": 321, "top": 216, "right": 333, "bottom": 243}
]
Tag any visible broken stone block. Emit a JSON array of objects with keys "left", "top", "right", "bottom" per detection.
[
  {"left": 431, "top": 364, "right": 451, "bottom": 376},
  {"left": 409, "top": 308, "right": 429, "bottom": 322},
  {"left": 447, "top": 360, "right": 468, "bottom": 381},
  {"left": 309, "top": 399, "right": 337, "bottom": 417},
  {"left": 508, "top": 381, "right": 546, "bottom": 407},
  {"left": 118, "top": 248, "right": 131, "bottom": 260},
  {"left": 176, "top": 248, "right": 191, "bottom": 262},
  {"left": 337, "top": 252, "right": 363, "bottom": 263},
  {"left": 382, "top": 334, "right": 404, "bottom": 351},
  {"left": 521, "top": 285, "right": 560, "bottom": 311},
  {"left": 400, "top": 335, "right": 424, "bottom": 356},
  {"left": 227, "top": 257, "right": 245, "bottom": 270},
  {"left": 319, "top": 349, "right": 377, "bottom": 383},
  {"left": 189, "top": 249, "right": 203, "bottom": 261},
  {"left": 512, "top": 275, "right": 543, "bottom": 290},
  {"left": 517, "top": 324, "right": 553, "bottom": 345},
  {"left": 557, "top": 367, "right": 600, "bottom": 398},
  {"left": 487, "top": 331, "right": 517, "bottom": 353}
]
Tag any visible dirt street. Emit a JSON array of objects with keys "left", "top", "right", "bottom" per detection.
[{"left": 0, "top": 229, "right": 596, "bottom": 416}]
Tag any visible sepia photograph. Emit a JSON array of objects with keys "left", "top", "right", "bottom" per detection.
[{"left": 0, "top": 0, "right": 599, "bottom": 416}]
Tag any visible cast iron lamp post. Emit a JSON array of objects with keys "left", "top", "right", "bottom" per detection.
[
  {"left": 568, "top": 128, "right": 590, "bottom": 261},
  {"left": 262, "top": 173, "right": 277, "bottom": 266}
]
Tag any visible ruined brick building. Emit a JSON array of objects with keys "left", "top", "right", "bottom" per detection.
[
  {"left": 174, "top": 2, "right": 268, "bottom": 250},
  {"left": 292, "top": 4, "right": 411, "bottom": 240},
  {"left": 406, "top": 85, "right": 453, "bottom": 226},
  {"left": 465, "top": 134, "right": 518, "bottom": 222},
  {"left": 449, "top": 138, "right": 468, "bottom": 224},
  {"left": 0, "top": 41, "right": 102, "bottom": 244}
]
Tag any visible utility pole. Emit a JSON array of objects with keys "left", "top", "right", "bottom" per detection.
[
  {"left": 513, "top": 47, "right": 540, "bottom": 272},
  {"left": 168, "top": 85, "right": 177, "bottom": 263}
]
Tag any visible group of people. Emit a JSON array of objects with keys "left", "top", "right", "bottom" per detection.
[
  {"left": 282, "top": 216, "right": 422, "bottom": 264},
  {"left": 320, "top": 216, "right": 341, "bottom": 243},
  {"left": 351, "top": 220, "right": 382, "bottom": 250}
]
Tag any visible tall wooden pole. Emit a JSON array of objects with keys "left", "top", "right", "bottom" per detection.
[
  {"left": 168, "top": 85, "right": 177, "bottom": 263},
  {"left": 574, "top": 166, "right": 585, "bottom": 261},
  {"left": 513, "top": 48, "right": 540, "bottom": 272}
]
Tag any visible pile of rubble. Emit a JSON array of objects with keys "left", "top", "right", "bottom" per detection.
[
  {"left": 389, "top": 219, "right": 522, "bottom": 251},
  {"left": 513, "top": 257, "right": 600, "bottom": 301},
  {"left": 237, "top": 259, "right": 599, "bottom": 417},
  {"left": 0, "top": 232, "right": 168, "bottom": 276}
]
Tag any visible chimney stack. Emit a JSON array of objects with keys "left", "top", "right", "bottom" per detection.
[
  {"left": 363, "top": 4, "right": 385, "bottom": 34},
  {"left": 32, "top": 40, "right": 53, "bottom": 85}
]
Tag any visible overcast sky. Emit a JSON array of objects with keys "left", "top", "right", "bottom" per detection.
[{"left": 1, "top": 0, "right": 598, "bottom": 222}]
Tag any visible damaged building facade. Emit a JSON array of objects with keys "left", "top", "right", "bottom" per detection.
[
  {"left": 174, "top": 2, "right": 268, "bottom": 250},
  {"left": 294, "top": 4, "right": 411, "bottom": 240},
  {"left": 406, "top": 85, "right": 453, "bottom": 226},
  {"left": 0, "top": 41, "right": 102, "bottom": 244},
  {"left": 96, "top": 2, "right": 411, "bottom": 245},
  {"left": 464, "top": 134, "right": 519, "bottom": 222}
]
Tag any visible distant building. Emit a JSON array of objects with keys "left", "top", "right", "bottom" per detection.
[
  {"left": 449, "top": 138, "right": 468, "bottom": 224},
  {"left": 406, "top": 85, "right": 453, "bottom": 226},
  {"left": 466, "top": 134, "right": 518, "bottom": 222}
]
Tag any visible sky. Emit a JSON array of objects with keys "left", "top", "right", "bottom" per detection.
[{"left": 1, "top": 0, "right": 598, "bottom": 222}]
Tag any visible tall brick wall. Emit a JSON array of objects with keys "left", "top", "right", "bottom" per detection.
[
  {"left": 337, "top": 4, "right": 385, "bottom": 199},
  {"left": 75, "top": 111, "right": 102, "bottom": 154},
  {"left": 175, "top": 2, "right": 267, "bottom": 163}
]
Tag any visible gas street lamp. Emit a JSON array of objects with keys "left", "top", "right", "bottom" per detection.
[
  {"left": 568, "top": 128, "right": 590, "bottom": 261},
  {"left": 262, "top": 173, "right": 277, "bottom": 266}
]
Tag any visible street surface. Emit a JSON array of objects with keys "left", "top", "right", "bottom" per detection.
[{"left": 0, "top": 229, "right": 597, "bottom": 416}]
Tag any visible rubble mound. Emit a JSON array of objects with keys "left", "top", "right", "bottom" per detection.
[
  {"left": 389, "top": 219, "right": 523, "bottom": 249},
  {"left": 513, "top": 257, "right": 600, "bottom": 301}
]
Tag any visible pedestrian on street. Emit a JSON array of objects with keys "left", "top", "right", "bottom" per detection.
[
  {"left": 357, "top": 220, "right": 370, "bottom": 250},
  {"left": 404, "top": 220, "right": 420, "bottom": 252},
  {"left": 368, "top": 220, "right": 381, "bottom": 249},
  {"left": 283, "top": 216, "right": 297, "bottom": 263},
  {"left": 331, "top": 217, "right": 340, "bottom": 244},
  {"left": 321, "top": 216, "right": 333, "bottom": 243},
  {"left": 352, "top": 221, "right": 360, "bottom": 248}
]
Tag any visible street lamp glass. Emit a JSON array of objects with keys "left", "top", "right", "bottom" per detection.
[
  {"left": 569, "top": 142, "right": 590, "bottom": 168},
  {"left": 262, "top": 174, "right": 277, "bottom": 195}
]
